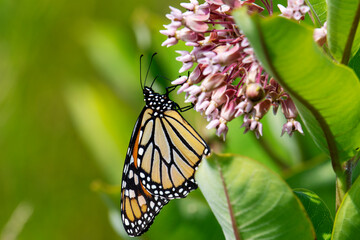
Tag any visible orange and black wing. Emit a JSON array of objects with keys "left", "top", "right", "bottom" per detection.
[
  {"left": 136, "top": 109, "right": 210, "bottom": 199},
  {"left": 120, "top": 108, "right": 168, "bottom": 236},
  {"left": 120, "top": 162, "right": 168, "bottom": 236}
]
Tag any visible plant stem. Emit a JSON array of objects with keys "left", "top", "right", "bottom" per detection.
[
  {"left": 335, "top": 160, "right": 353, "bottom": 211},
  {"left": 341, "top": 1, "right": 360, "bottom": 65}
]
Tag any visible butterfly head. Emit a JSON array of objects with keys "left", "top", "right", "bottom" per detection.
[{"left": 143, "top": 87, "right": 175, "bottom": 112}]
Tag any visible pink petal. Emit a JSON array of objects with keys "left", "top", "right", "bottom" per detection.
[
  {"left": 180, "top": 2, "right": 195, "bottom": 10},
  {"left": 179, "top": 62, "right": 193, "bottom": 73},
  {"left": 205, "top": 103, "right": 216, "bottom": 115},
  {"left": 160, "top": 29, "right": 175, "bottom": 37},
  {"left": 177, "top": 82, "right": 189, "bottom": 94},
  {"left": 206, "top": 119, "right": 220, "bottom": 129},
  {"left": 172, "top": 76, "right": 187, "bottom": 85},
  {"left": 161, "top": 37, "right": 178, "bottom": 47},
  {"left": 185, "top": 17, "right": 209, "bottom": 32}
]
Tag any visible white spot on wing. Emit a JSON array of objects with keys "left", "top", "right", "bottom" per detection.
[
  {"left": 138, "top": 147, "right": 144, "bottom": 156},
  {"left": 134, "top": 174, "right": 139, "bottom": 185}
]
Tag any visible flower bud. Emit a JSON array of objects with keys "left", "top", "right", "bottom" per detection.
[
  {"left": 220, "top": 97, "right": 237, "bottom": 122},
  {"left": 169, "top": 6, "right": 183, "bottom": 20},
  {"left": 172, "top": 76, "right": 187, "bottom": 85},
  {"left": 246, "top": 83, "right": 265, "bottom": 103},
  {"left": 314, "top": 22, "right": 327, "bottom": 47},
  {"left": 176, "top": 28, "right": 199, "bottom": 42},
  {"left": 201, "top": 73, "right": 227, "bottom": 92},
  {"left": 211, "top": 85, "right": 227, "bottom": 105},
  {"left": 216, "top": 44, "right": 241, "bottom": 66},
  {"left": 281, "top": 97, "right": 298, "bottom": 119},
  {"left": 206, "top": 119, "right": 220, "bottom": 129},
  {"left": 188, "top": 65, "right": 203, "bottom": 84},
  {"left": 254, "top": 99, "right": 271, "bottom": 119},
  {"left": 161, "top": 37, "right": 178, "bottom": 47},
  {"left": 184, "top": 14, "right": 209, "bottom": 32}
]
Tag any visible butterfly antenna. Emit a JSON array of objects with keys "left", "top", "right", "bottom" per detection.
[
  {"left": 150, "top": 75, "right": 159, "bottom": 88},
  {"left": 140, "top": 54, "right": 144, "bottom": 90},
  {"left": 144, "top": 52, "right": 157, "bottom": 87}
]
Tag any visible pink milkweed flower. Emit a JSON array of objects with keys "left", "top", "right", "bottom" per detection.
[
  {"left": 183, "top": 8, "right": 210, "bottom": 32},
  {"left": 167, "top": 6, "right": 183, "bottom": 21},
  {"left": 206, "top": 0, "right": 224, "bottom": 5},
  {"left": 161, "top": 37, "right": 178, "bottom": 47},
  {"left": 220, "top": 96, "right": 237, "bottom": 122},
  {"left": 161, "top": 0, "right": 303, "bottom": 140},
  {"left": 314, "top": 22, "right": 327, "bottom": 46},
  {"left": 177, "top": 28, "right": 202, "bottom": 42},
  {"left": 280, "top": 97, "right": 303, "bottom": 136},
  {"left": 198, "top": 51, "right": 222, "bottom": 75},
  {"left": 240, "top": 99, "right": 270, "bottom": 138},
  {"left": 214, "top": 44, "right": 242, "bottom": 66},
  {"left": 200, "top": 73, "right": 227, "bottom": 92},
  {"left": 241, "top": 114, "right": 263, "bottom": 139},
  {"left": 281, "top": 119, "right": 304, "bottom": 137},
  {"left": 181, "top": 1, "right": 197, "bottom": 10},
  {"left": 217, "top": 120, "right": 229, "bottom": 140},
  {"left": 207, "top": 118, "right": 220, "bottom": 130},
  {"left": 207, "top": 96, "right": 237, "bottom": 140},
  {"left": 235, "top": 99, "right": 254, "bottom": 117},
  {"left": 172, "top": 76, "right": 188, "bottom": 85},
  {"left": 278, "top": 0, "right": 310, "bottom": 21},
  {"left": 205, "top": 85, "right": 229, "bottom": 115},
  {"left": 281, "top": 97, "right": 298, "bottom": 119}
]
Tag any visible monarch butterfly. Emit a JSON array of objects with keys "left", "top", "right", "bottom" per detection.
[{"left": 120, "top": 54, "right": 210, "bottom": 236}]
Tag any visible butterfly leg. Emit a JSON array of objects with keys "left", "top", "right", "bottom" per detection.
[
  {"left": 174, "top": 103, "right": 194, "bottom": 112},
  {"left": 165, "top": 85, "right": 179, "bottom": 94}
]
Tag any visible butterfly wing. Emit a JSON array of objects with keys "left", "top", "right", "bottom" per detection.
[
  {"left": 120, "top": 108, "right": 168, "bottom": 237},
  {"left": 136, "top": 109, "right": 210, "bottom": 199},
  {"left": 121, "top": 163, "right": 169, "bottom": 236}
]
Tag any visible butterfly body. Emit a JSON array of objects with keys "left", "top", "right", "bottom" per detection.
[{"left": 121, "top": 77, "right": 210, "bottom": 237}]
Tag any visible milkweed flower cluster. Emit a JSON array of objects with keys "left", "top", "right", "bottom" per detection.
[
  {"left": 277, "top": 0, "right": 310, "bottom": 20},
  {"left": 161, "top": 0, "right": 304, "bottom": 140}
]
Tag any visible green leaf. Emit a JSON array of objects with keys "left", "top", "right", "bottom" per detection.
[
  {"left": 293, "top": 189, "right": 333, "bottom": 240},
  {"left": 307, "top": 0, "right": 328, "bottom": 26},
  {"left": 233, "top": 9, "right": 360, "bottom": 169},
  {"left": 349, "top": 48, "right": 360, "bottom": 79},
  {"left": 327, "top": 0, "right": 360, "bottom": 63},
  {"left": 332, "top": 176, "right": 360, "bottom": 239},
  {"left": 196, "top": 154, "right": 315, "bottom": 240}
]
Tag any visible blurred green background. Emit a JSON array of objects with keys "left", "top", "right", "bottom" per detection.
[{"left": 0, "top": 0, "right": 337, "bottom": 239}]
